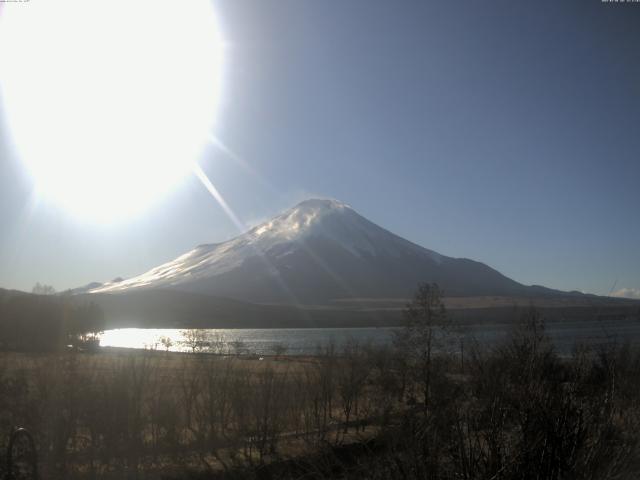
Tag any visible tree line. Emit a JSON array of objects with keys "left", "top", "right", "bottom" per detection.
[{"left": 0, "top": 289, "right": 105, "bottom": 351}]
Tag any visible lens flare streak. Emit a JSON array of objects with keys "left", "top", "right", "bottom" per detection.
[
  {"left": 192, "top": 163, "right": 310, "bottom": 311},
  {"left": 193, "top": 164, "right": 245, "bottom": 232}
]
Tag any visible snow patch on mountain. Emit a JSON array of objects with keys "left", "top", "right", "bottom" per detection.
[{"left": 90, "top": 198, "right": 446, "bottom": 294}]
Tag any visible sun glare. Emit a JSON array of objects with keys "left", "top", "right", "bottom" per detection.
[{"left": 0, "top": 0, "right": 222, "bottom": 222}]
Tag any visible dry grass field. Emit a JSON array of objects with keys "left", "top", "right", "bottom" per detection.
[{"left": 2, "top": 298, "right": 640, "bottom": 479}]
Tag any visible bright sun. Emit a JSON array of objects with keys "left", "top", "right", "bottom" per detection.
[{"left": 0, "top": 0, "right": 221, "bottom": 222}]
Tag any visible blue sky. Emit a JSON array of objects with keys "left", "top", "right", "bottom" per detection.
[{"left": 0, "top": 0, "right": 639, "bottom": 297}]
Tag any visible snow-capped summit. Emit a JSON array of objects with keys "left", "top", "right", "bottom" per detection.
[
  {"left": 247, "top": 198, "right": 353, "bottom": 242},
  {"left": 91, "top": 198, "right": 539, "bottom": 303}
]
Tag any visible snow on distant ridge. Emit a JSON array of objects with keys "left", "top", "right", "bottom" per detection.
[{"left": 611, "top": 288, "right": 640, "bottom": 300}]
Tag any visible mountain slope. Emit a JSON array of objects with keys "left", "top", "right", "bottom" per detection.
[{"left": 91, "top": 198, "right": 563, "bottom": 304}]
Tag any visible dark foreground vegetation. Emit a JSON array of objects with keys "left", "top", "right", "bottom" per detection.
[
  {"left": 0, "top": 289, "right": 105, "bottom": 351},
  {"left": 0, "top": 284, "right": 639, "bottom": 479}
]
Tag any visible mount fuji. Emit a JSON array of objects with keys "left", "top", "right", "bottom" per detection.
[{"left": 88, "top": 198, "right": 567, "bottom": 305}]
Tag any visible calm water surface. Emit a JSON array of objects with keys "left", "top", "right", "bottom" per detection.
[{"left": 100, "top": 319, "right": 640, "bottom": 355}]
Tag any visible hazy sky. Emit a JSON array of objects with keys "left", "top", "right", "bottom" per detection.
[{"left": 1, "top": 0, "right": 639, "bottom": 297}]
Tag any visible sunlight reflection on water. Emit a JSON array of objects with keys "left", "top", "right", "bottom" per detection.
[
  {"left": 99, "top": 320, "right": 640, "bottom": 356},
  {"left": 99, "top": 327, "right": 398, "bottom": 355}
]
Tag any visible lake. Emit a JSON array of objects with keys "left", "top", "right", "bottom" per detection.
[{"left": 100, "top": 318, "right": 640, "bottom": 355}]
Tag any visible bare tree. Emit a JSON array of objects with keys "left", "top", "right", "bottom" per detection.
[
  {"left": 159, "top": 336, "right": 173, "bottom": 352},
  {"left": 337, "top": 340, "right": 369, "bottom": 436},
  {"left": 394, "top": 282, "right": 451, "bottom": 410},
  {"left": 32, "top": 282, "right": 56, "bottom": 295},
  {"left": 180, "top": 329, "right": 211, "bottom": 353}
]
